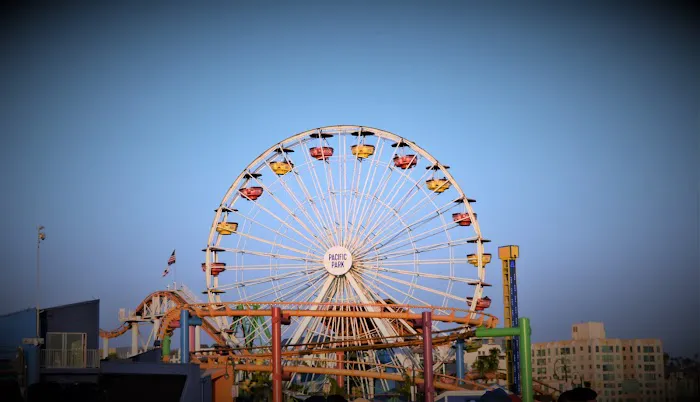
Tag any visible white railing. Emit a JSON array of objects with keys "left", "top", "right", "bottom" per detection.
[
  {"left": 176, "top": 282, "right": 201, "bottom": 304},
  {"left": 40, "top": 349, "right": 100, "bottom": 369}
]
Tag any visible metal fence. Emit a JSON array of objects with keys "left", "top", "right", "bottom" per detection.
[{"left": 40, "top": 349, "right": 100, "bottom": 369}]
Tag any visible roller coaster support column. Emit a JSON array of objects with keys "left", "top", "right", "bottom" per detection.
[
  {"left": 131, "top": 323, "right": 139, "bottom": 356},
  {"left": 102, "top": 337, "right": 109, "bottom": 359},
  {"left": 271, "top": 307, "right": 291, "bottom": 402},
  {"left": 455, "top": 338, "right": 465, "bottom": 384},
  {"left": 475, "top": 317, "right": 533, "bottom": 402},
  {"left": 179, "top": 309, "right": 202, "bottom": 364},
  {"left": 415, "top": 311, "right": 434, "bottom": 402}
]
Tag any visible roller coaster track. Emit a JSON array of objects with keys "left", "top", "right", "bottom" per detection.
[
  {"left": 156, "top": 301, "right": 498, "bottom": 341},
  {"left": 99, "top": 290, "right": 225, "bottom": 344}
]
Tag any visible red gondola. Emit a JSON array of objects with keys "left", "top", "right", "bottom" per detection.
[
  {"left": 452, "top": 212, "right": 477, "bottom": 226},
  {"left": 393, "top": 155, "right": 418, "bottom": 169},
  {"left": 309, "top": 146, "right": 334, "bottom": 161},
  {"left": 201, "top": 262, "right": 226, "bottom": 276},
  {"left": 239, "top": 186, "right": 263, "bottom": 201},
  {"left": 466, "top": 296, "right": 491, "bottom": 311}
]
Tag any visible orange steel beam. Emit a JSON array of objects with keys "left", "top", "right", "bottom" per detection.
[
  {"left": 157, "top": 302, "right": 497, "bottom": 339},
  {"left": 208, "top": 363, "right": 489, "bottom": 392},
  {"left": 192, "top": 328, "right": 476, "bottom": 361}
]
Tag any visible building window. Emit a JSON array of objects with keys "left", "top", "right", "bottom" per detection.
[
  {"left": 42, "top": 332, "right": 91, "bottom": 369},
  {"left": 574, "top": 326, "right": 578, "bottom": 332}
]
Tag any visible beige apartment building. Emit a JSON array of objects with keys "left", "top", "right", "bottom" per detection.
[{"left": 531, "top": 322, "right": 665, "bottom": 402}]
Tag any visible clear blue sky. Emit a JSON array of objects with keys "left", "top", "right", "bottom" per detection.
[{"left": 1, "top": 1, "right": 698, "bottom": 357}]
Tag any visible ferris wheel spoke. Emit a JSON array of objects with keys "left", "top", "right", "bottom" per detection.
[
  {"left": 360, "top": 258, "right": 470, "bottom": 266},
  {"left": 221, "top": 247, "right": 322, "bottom": 263},
  {"left": 345, "top": 138, "right": 385, "bottom": 247},
  {"left": 248, "top": 175, "right": 330, "bottom": 248},
  {"left": 350, "top": 165, "right": 404, "bottom": 251},
  {"left": 299, "top": 136, "right": 341, "bottom": 246},
  {"left": 346, "top": 143, "right": 400, "bottom": 251},
  {"left": 365, "top": 237, "right": 476, "bottom": 261},
  {"left": 357, "top": 219, "right": 460, "bottom": 260},
  {"left": 362, "top": 197, "right": 461, "bottom": 255},
  {"left": 247, "top": 201, "right": 322, "bottom": 248},
  {"left": 350, "top": 147, "right": 427, "bottom": 247},
  {"left": 355, "top": 270, "right": 434, "bottom": 306},
  {"left": 280, "top": 144, "right": 337, "bottom": 248},
  {"left": 355, "top": 263, "right": 477, "bottom": 284},
  {"left": 218, "top": 268, "right": 323, "bottom": 291},
  {"left": 308, "top": 132, "right": 341, "bottom": 245},
  {"left": 232, "top": 211, "right": 323, "bottom": 254},
  {"left": 363, "top": 270, "right": 464, "bottom": 302},
  {"left": 346, "top": 139, "right": 390, "bottom": 247},
  {"left": 233, "top": 231, "right": 322, "bottom": 259},
  {"left": 285, "top": 275, "right": 336, "bottom": 348},
  {"left": 345, "top": 272, "right": 404, "bottom": 343},
  {"left": 239, "top": 269, "right": 327, "bottom": 302},
  {"left": 263, "top": 159, "right": 333, "bottom": 251},
  {"left": 321, "top": 137, "right": 343, "bottom": 246},
  {"left": 216, "top": 262, "right": 312, "bottom": 270},
  {"left": 356, "top": 166, "right": 441, "bottom": 252},
  {"left": 355, "top": 161, "right": 428, "bottom": 246}
]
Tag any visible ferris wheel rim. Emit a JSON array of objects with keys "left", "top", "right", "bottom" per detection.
[{"left": 203, "top": 125, "right": 488, "bottom": 348}]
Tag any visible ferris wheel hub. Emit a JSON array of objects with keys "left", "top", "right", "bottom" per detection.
[{"left": 323, "top": 246, "right": 353, "bottom": 276}]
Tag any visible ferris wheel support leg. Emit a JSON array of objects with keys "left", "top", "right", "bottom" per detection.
[
  {"left": 272, "top": 307, "right": 283, "bottom": 402},
  {"left": 415, "top": 311, "right": 434, "bottom": 402}
]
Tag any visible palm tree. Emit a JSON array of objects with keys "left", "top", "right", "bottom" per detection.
[{"left": 471, "top": 348, "right": 502, "bottom": 383}]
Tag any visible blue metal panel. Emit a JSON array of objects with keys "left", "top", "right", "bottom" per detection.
[
  {"left": 0, "top": 308, "right": 40, "bottom": 385},
  {"left": 510, "top": 260, "right": 520, "bottom": 395}
]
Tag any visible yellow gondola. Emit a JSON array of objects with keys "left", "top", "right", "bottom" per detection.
[
  {"left": 216, "top": 222, "right": 238, "bottom": 235},
  {"left": 467, "top": 253, "right": 492, "bottom": 266},
  {"left": 426, "top": 178, "right": 451, "bottom": 193},
  {"left": 270, "top": 161, "right": 293, "bottom": 175},
  {"left": 351, "top": 144, "right": 375, "bottom": 159}
]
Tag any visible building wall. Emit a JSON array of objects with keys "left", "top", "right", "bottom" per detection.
[
  {"left": 0, "top": 308, "right": 40, "bottom": 385},
  {"left": 40, "top": 300, "right": 99, "bottom": 350},
  {"left": 532, "top": 322, "right": 665, "bottom": 402},
  {"left": 465, "top": 339, "right": 507, "bottom": 373}
]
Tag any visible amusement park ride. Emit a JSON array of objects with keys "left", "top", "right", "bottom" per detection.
[{"left": 99, "top": 125, "right": 545, "bottom": 402}]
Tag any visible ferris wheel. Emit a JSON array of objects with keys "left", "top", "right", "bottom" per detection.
[{"left": 203, "top": 125, "right": 490, "bottom": 395}]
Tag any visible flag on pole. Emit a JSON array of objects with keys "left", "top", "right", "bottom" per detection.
[{"left": 163, "top": 250, "right": 176, "bottom": 277}]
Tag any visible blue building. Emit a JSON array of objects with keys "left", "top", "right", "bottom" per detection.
[
  {"left": 1, "top": 299, "right": 213, "bottom": 402},
  {"left": 0, "top": 300, "right": 101, "bottom": 391},
  {"left": 0, "top": 308, "right": 41, "bottom": 388}
]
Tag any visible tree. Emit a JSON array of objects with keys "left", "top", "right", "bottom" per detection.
[{"left": 471, "top": 348, "right": 501, "bottom": 382}]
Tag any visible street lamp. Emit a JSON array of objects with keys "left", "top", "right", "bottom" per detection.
[{"left": 36, "top": 225, "right": 46, "bottom": 338}]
